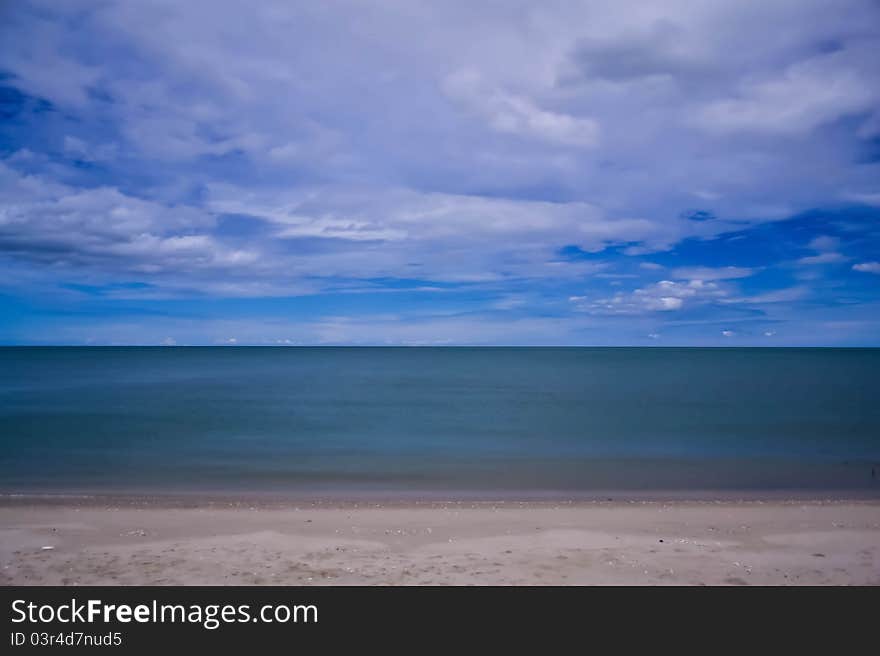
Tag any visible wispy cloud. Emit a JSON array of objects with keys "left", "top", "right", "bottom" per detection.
[{"left": 797, "top": 235, "right": 849, "bottom": 265}]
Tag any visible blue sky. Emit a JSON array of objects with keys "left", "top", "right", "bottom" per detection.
[{"left": 1, "top": 0, "right": 879, "bottom": 345}]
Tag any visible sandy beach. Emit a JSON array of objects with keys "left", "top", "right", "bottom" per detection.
[{"left": 1, "top": 497, "right": 877, "bottom": 585}]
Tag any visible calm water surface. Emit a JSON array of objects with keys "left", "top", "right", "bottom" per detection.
[{"left": 1, "top": 347, "right": 878, "bottom": 498}]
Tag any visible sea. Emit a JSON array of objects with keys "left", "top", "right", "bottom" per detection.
[{"left": 1, "top": 347, "right": 878, "bottom": 499}]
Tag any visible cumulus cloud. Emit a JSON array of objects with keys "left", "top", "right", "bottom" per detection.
[
  {"left": 0, "top": 163, "right": 262, "bottom": 277},
  {"left": 853, "top": 262, "right": 880, "bottom": 274},
  {"left": 577, "top": 279, "right": 727, "bottom": 315}
]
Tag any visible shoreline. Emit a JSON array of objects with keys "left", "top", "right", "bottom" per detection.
[
  {"left": 2, "top": 497, "right": 878, "bottom": 585},
  {"left": 2, "top": 488, "right": 880, "bottom": 508}
]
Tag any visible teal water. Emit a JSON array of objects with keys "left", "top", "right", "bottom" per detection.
[{"left": 1, "top": 347, "right": 878, "bottom": 498}]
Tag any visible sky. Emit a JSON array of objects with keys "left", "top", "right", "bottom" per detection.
[{"left": 1, "top": 0, "right": 879, "bottom": 346}]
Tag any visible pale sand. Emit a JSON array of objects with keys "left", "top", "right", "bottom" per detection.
[{"left": 1, "top": 498, "right": 878, "bottom": 585}]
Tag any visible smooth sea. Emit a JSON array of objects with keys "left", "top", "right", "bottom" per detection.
[{"left": 1, "top": 347, "right": 878, "bottom": 499}]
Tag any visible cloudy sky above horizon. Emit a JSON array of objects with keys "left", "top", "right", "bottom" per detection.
[{"left": 1, "top": 0, "right": 879, "bottom": 345}]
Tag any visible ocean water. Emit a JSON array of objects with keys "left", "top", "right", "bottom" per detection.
[{"left": 1, "top": 347, "right": 879, "bottom": 499}]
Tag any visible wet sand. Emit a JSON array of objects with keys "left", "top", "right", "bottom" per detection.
[{"left": 1, "top": 497, "right": 878, "bottom": 585}]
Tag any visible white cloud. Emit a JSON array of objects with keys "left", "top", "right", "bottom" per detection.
[
  {"left": 0, "top": 163, "right": 220, "bottom": 263},
  {"left": 798, "top": 252, "right": 848, "bottom": 265},
  {"left": 670, "top": 265, "right": 754, "bottom": 280},
  {"left": 853, "top": 261, "right": 880, "bottom": 274},
  {"left": 444, "top": 69, "right": 600, "bottom": 147},
  {"left": 695, "top": 45, "right": 879, "bottom": 136},
  {"left": 797, "top": 235, "right": 847, "bottom": 265},
  {"left": 1, "top": 0, "right": 879, "bottom": 306},
  {"left": 580, "top": 279, "right": 727, "bottom": 314},
  {"left": 725, "top": 286, "right": 809, "bottom": 304}
]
